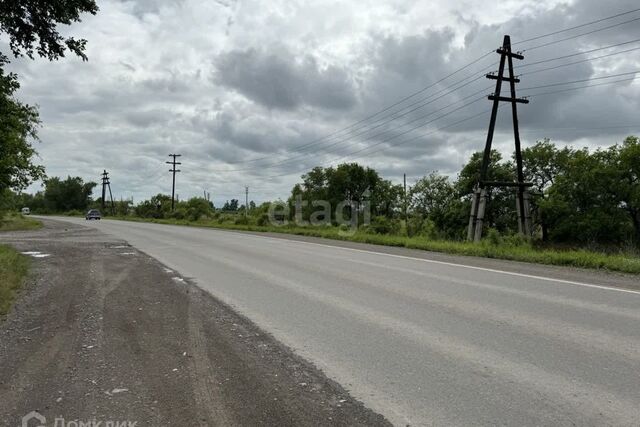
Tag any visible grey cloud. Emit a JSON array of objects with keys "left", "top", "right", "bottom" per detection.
[{"left": 213, "top": 48, "right": 358, "bottom": 111}]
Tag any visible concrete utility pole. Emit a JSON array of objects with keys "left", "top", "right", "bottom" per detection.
[
  {"left": 468, "top": 35, "right": 532, "bottom": 242},
  {"left": 101, "top": 170, "right": 115, "bottom": 215},
  {"left": 245, "top": 186, "right": 249, "bottom": 218},
  {"left": 101, "top": 170, "right": 108, "bottom": 211},
  {"left": 166, "top": 154, "right": 182, "bottom": 211}
]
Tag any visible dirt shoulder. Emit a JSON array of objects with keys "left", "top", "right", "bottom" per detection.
[{"left": 0, "top": 221, "right": 390, "bottom": 426}]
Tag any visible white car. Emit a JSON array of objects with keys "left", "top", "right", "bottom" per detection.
[{"left": 21, "top": 207, "right": 30, "bottom": 215}]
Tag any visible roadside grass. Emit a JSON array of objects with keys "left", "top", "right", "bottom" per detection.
[
  {"left": 0, "top": 245, "right": 30, "bottom": 315},
  {"left": 109, "top": 216, "right": 640, "bottom": 275},
  {"left": 0, "top": 213, "right": 42, "bottom": 232}
]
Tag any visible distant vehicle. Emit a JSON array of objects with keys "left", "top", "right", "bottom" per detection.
[
  {"left": 85, "top": 209, "right": 101, "bottom": 220},
  {"left": 21, "top": 207, "right": 30, "bottom": 215}
]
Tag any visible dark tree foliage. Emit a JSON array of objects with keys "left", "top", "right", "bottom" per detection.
[
  {"left": 520, "top": 139, "right": 574, "bottom": 241},
  {"left": 222, "top": 199, "right": 239, "bottom": 212},
  {"left": 0, "top": 0, "right": 98, "bottom": 61},
  {"left": 43, "top": 176, "right": 96, "bottom": 212},
  {"left": 134, "top": 194, "right": 172, "bottom": 218},
  {"left": 0, "top": 57, "right": 45, "bottom": 194},
  {"left": 0, "top": 0, "right": 98, "bottom": 209},
  {"left": 291, "top": 163, "right": 401, "bottom": 222}
]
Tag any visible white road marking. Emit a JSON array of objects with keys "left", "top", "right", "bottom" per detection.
[{"left": 21, "top": 251, "right": 51, "bottom": 258}]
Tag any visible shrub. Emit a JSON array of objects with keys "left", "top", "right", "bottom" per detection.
[
  {"left": 234, "top": 216, "right": 249, "bottom": 225},
  {"left": 486, "top": 228, "right": 503, "bottom": 246},
  {"left": 257, "top": 213, "right": 269, "bottom": 227},
  {"left": 406, "top": 216, "right": 424, "bottom": 237},
  {"left": 168, "top": 208, "right": 186, "bottom": 220},
  {"left": 504, "top": 233, "right": 529, "bottom": 247},
  {"left": 368, "top": 216, "right": 401, "bottom": 235}
]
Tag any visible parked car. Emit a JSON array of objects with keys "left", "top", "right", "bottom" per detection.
[
  {"left": 21, "top": 207, "right": 30, "bottom": 215},
  {"left": 85, "top": 209, "right": 101, "bottom": 220}
]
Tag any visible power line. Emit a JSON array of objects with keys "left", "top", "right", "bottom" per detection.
[
  {"left": 520, "top": 46, "right": 640, "bottom": 77},
  {"left": 206, "top": 10, "right": 640, "bottom": 186},
  {"left": 220, "top": 50, "right": 495, "bottom": 165},
  {"left": 513, "top": 7, "right": 640, "bottom": 45},
  {"left": 215, "top": 13, "right": 640, "bottom": 170},
  {"left": 260, "top": 98, "right": 490, "bottom": 180},
  {"left": 516, "top": 37, "right": 640, "bottom": 69},
  {"left": 210, "top": 79, "right": 492, "bottom": 172},
  {"left": 250, "top": 72, "right": 640, "bottom": 182},
  {"left": 213, "top": 72, "right": 638, "bottom": 182},
  {"left": 212, "top": 66, "right": 639, "bottom": 174},
  {"left": 521, "top": 16, "right": 640, "bottom": 52},
  {"left": 523, "top": 76, "right": 639, "bottom": 97},
  {"left": 519, "top": 70, "right": 640, "bottom": 91}
]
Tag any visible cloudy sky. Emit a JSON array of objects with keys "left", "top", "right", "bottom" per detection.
[{"left": 4, "top": 0, "right": 640, "bottom": 205}]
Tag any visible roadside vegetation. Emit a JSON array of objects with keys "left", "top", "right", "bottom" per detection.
[
  {"left": 0, "top": 212, "right": 41, "bottom": 231},
  {"left": 0, "top": 245, "right": 29, "bottom": 315}
]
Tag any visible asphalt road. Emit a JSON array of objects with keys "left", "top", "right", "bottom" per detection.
[{"left": 47, "top": 217, "right": 640, "bottom": 426}]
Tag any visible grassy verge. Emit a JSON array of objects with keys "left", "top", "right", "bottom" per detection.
[
  {"left": 0, "top": 245, "right": 30, "bottom": 315},
  {"left": 0, "top": 213, "right": 42, "bottom": 232},
  {"left": 108, "top": 216, "right": 640, "bottom": 275}
]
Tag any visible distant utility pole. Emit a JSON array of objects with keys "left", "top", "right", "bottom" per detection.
[
  {"left": 101, "top": 170, "right": 115, "bottom": 215},
  {"left": 166, "top": 154, "right": 182, "bottom": 211},
  {"left": 403, "top": 173, "right": 408, "bottom": 223},
  {"left": 245, "top": 186, "right": 249, "bottom": 217},
  {"left": 467, "top": 35, "right": 532, "bottom": 242},
  {"left": 101, "top": 170, "right": 108, "bottom": 211}
]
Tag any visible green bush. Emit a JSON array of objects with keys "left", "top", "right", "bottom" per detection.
[
  {"left": 234, "top": 216, "right": 249, "bottom": 225},
  {"left": 257, "top": 213, "right": 270, "bottom": 227},
  {"left": 504, "top": 233, "right": 529, "bottom": 247},
  {"left": 367, "top": 216, "right": 401, "bottom": 235},
  {"left": 168, "top": 208, "right": 186, "bottom": 220},
  {"left": 406, "top": 216, "right": 424, "bottom": 237},
  {"left": 486, "top": 228, "right": 503, "bottom": 246}
]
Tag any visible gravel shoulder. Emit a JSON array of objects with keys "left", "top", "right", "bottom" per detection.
[{"left": 0, "top": 220, "right": 390, "bottom": 426}]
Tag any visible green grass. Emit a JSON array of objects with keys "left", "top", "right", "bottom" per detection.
[
  {"left": 0, "top": 213, "right": 42, "bottom": 232},
  {"left": 108, "top": 216, "right": 640, "bottom": 275},
  {"left": 0, "top": 245, "right": 30, "bottom": 315}
]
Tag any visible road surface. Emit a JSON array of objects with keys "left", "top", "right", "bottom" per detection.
[{"left": 47, "top": 217, "right": 640, "bottom": 426}]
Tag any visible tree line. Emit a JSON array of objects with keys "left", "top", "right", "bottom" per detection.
[
  {"left": 5, "top": 136, "right": 638, "bottom": 248},
  {"left": 284, "top": 136, "right": 639, "bottom": 247}
]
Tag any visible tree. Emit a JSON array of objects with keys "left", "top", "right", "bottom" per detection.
[
  {"left": 0, "top": 1, "right": 98, "bottom": 207},
  {"left": 409, "top": 172, "right": 454, "bottom": 219},
  {"left": 134, "top": 194, "right": 172, "bottom": 218},
  {"left": 222, "top": 199, "right": 239, "bottom": 212},
  {"left": 0, "top": 60, "right": 45, "bottom": 195},
  {"left": 291, "top": 163, "right": 399, "bottom": 223},
  {"left": 543, "top": 148, "right": 632, "bottom": 245},
  {"left": 520, "top": 139, "right": 574, "bottom": 241},
  {"left": 0, "top": 0, "right": 98, "bottom": 61},
  {"left": 609, "top": 136, "right": 640, "bottom": 244},
  {"left": 43, "top": 176, "right": 96, "bottom": 212},
  {"left": 185, "top": 197, "right": 213, "bottom": 221}
]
